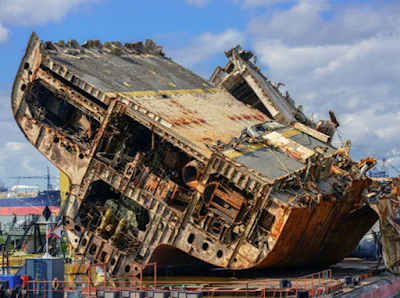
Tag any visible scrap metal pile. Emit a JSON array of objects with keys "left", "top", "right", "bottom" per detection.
[{"left": 11, "top": 33, "right": 400, "bottom": 275}]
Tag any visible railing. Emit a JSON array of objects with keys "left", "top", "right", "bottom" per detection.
[
  {"left": 0, "top": 253, "right": 344, "bottom": 297},
  {"left": 1, "top": 251, "right": 42, "bottom": 266},
  {"left": 2, "top": 225, "right": 47, "bottom": 234},
  {"left": 20, "top": 267, "right": 342, "bottom": 298},
  {"left": 138, "top": 269, "right": 340, "bottom": 297},
  {"left": 0, "top": 253, "right": 345, "bottom": 297}
]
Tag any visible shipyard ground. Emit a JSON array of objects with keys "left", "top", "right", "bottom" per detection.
[{"left": 329, "top": 258, "right": 398, "bottom": 297}]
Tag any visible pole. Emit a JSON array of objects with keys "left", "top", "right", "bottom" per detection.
[
  {"left": 154, "top": 263, "right": 157, "bottom": 289},
  {"left": 43, "top": 220, "right": 51, "bottom": 258},
  {"left": 312, "top": 275, "right": 314, "bottom": 296},
  {"left": 34, "top": 223, "right": 37, "bottom": 253},
  {"left": 263, "top": 282, "right": 266, "bottom": 298},
  {"left": 46, "top": 221, "right": 49, "bottom": 254},
  {"left": 104, "top": 262, "right": 107, "bottom": 290},
  {"left": 88, "top": 262, "right": 92, "bottom": 298},
  {"left": 47, "top": 167, "right": 51, "bottom": 190},
  {"left": 140, "top": 267, "right": 143, "bottom": 290}
]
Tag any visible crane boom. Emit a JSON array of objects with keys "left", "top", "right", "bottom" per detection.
[{"left": 9, "top": 167, "right": 56, "bottom": 189}]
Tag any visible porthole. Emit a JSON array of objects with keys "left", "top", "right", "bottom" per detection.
[{"left": 188, "top": 233, "right": 195, "bottom": 244}]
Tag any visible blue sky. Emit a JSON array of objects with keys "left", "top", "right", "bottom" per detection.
[{"left": 1, "top": 0, "right": 400, "bottom": 188}]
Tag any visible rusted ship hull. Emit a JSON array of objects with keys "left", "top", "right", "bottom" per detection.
[
  {"left": 252, "top": 181, "right": 378, "bottom": 268},
  {"left": 11, "top": 33, "right": 379, "bottom": 275},
  {"left": 147, "top": 183, "right": 379, "bottom": 270}
]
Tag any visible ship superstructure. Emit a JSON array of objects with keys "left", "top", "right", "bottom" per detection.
[{"left": 11, "top": 33, "right": 381, "bottom": 276}]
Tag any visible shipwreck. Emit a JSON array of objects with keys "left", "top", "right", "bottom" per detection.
[{"left": 12, "top": 33, "right": 391, "bottom": 276}]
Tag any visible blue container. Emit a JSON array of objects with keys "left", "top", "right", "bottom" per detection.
[
  {"left": 0, "top": 275, "right": 21, "bottom": 288},
  {"left": 16, "top": 258, "right": 64, "bottom": 298}
]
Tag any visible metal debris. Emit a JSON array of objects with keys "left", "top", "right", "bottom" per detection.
[{"left": 11, "top": 32, "right": 391, "bottom": 276}]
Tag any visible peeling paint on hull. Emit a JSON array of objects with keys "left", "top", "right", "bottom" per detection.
[{"left": 11, "top": 32, "right": 382, "bottom": 276}]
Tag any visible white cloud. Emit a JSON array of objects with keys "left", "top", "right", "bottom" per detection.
[
  {"left": 168, "top": 28, "right": 245, "bottom": 68},
  {"left": 20, "top": 155, "right": 42, "bottom": 175},
  {"left": 0, "top": 21, "right": 9, "bottom": 42},
  {"left": 242, "top": 0, "right": 290, "bottom": 9},
  {"left": 1, "top": 139, "right": 53, "bottom": 182},
  {"left": 247, "top": 0, "right": 400, "bottom": 46},
  {"left": 247, "top": 0, "right": 331, "bottom": 45},
  {"left": 4, "top": 142, "right": 29, "bottom": 152},
  {"left": 386, "top": 156, "right": 400, "bottom": 176},
  {"left": 243, "top": 0, "right": 400, "bottom": 170},
  {"left": 338, "top": 104, "right": 400, "bottom": 154},
  {"left": 185, "top": 0, "right": 212, "bottom": 7},
  {"left": 0, "top": 0, "right": 98, "bottom": 27},
  {"left": 254, "top": 34, "right": 400, "bottom": 95},
  {"left": 0, "top": 91, "right": 55, "bottom": 187},
  {"left": 164, "top": 0, "right": 400, "bottom": 171},
  {"left": 0, "top": 139, "right": 55, "bottom": 187}
]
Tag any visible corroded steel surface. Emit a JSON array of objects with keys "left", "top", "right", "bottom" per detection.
[
  {"left": 253, "top": 179, "right": 378, "bottom": 269},
  {"left": 369, "top": 177, "right": 400, "bottom": 274},
  {"left": 11, "top": 32, "right": 384, "bottom": 276}
]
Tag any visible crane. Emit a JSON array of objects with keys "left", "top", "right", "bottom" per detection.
[{"left": 9, "top": 167, "right": 57, "bottom": 190}]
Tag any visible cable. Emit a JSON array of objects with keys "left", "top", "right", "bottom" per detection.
[
  {"left": 9, "top": 191, "right": 47, "bottom": 211},
  {"left": 386, "top": 160, "right": 400, "bottom": 175},
  {"left": 267, "top": 146, "right": 291, "bottom": 176},
  {"left": 336, "top": 128, "right": 345, "bottom": 148}
]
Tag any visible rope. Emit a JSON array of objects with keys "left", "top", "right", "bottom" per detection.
[
  {"left": 267, "top": 146, "right": 291, "bottom": 176},
  {"left": 8, "top": 193, "right": 48, "bottom": 211},
  {"left": 386, "top": 160, "right": 400, "bottom": 174},
  {"left": 336, "top": 128, "right": 345, "bottom": 148}
]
